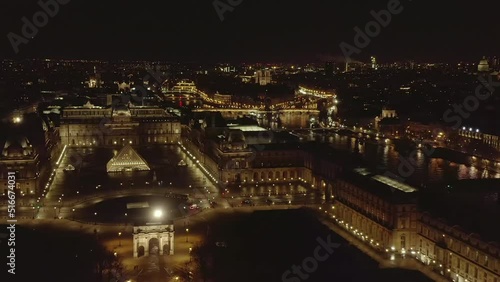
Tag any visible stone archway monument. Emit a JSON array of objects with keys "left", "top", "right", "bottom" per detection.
[{"left": 133, "top": 221, "right": 174, "bottom": 258}]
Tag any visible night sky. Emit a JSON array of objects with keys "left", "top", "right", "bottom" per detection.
[{"left": 1, "top": 0, "right": 499, "bottom": 63}]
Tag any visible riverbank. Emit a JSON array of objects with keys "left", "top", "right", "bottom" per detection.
[{"left": 431, "top": 147, "right": 500, "bottom": 173}]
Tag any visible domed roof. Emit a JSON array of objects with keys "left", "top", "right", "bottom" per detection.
[
  {"left": 478, "top": 57, "right": 490, "bottom": 72},
  {"left": 2, "top": 134, "right": 34, "bottom": 158}
]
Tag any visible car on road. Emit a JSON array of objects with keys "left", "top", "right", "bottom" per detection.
[
  {"left": 266, "top": 199, "right": 275, "bottom": 205},
  {"left": 241, "top": 199, "right": 254, "bottom": 206}
]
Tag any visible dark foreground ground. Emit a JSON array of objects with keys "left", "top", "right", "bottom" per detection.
[
  {"left": 0, "top": 208, "right": 433, "bottom": 282},
  {"left": 0, "top": 224, "right": 118, "bottom": 282},
  {"left": 193, "top": 208, "right": 433, "bottom": 282}
]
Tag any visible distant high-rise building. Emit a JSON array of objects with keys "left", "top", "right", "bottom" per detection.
[
  {"left": 370, "top": 56, "right": 378, "bottom": 70},
  {"left": 255, "top": 70, "right": 272, "bottom": 85},
  {"left": 221, "top": 65, "right": 235, "bottom": 73},
  {"left": 325, "top": 61, "right": 334, "bottom": 76}
]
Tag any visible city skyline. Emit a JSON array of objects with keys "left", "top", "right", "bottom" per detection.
[{"left": 1, "top": 1, "right": 500, "bottom": 282}]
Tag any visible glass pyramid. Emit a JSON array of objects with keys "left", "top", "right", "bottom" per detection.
[{"left": 106, "top": 145, "right": 151, "bottom": 172}]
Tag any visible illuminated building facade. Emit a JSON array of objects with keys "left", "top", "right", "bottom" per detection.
[
  {"left": 183, "top": 111, "right": 352, "bottom": 185},
  {"left": 133, "top": 223, "right": 174, "bottom": 257},
  {"left": 375, "top": 107, "right": 401, "bottom": 136},
  {"left": 332, "top": 168, "right": 419, "bottom": 255},
  {"left": 330, "top": 169, "right": 500, "bottom": 282},
  {"left": 213, "top": 93, "right": 232, "bottom": 104},
  {"left": 59, "top": 103, "right": 181, "bottom": 147},
  {"left": 458, "top": 127, "right": 500, "bottom": 152},
  {"left": 0, "top": 135, "right": 40, "bottom": 195},
  {"left": 0, "top": 115, "right": 60, "bottom": 196},
  {"left": 214, "top": 138, "right": 307, "bottom": 185},
  {"left": 170, "top": 80, "right": 197, "bottom": 93},
  {"left": 418, "top": 214, "right": 500, "bottom": 282},
  {"left": 255, "top": 70, "right": 272, "bottom": 85}
]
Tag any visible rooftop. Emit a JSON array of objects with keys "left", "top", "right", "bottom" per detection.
[
  {"left": 343, "top": 167, "right": 418, "bottom": 203},
  {"left": 421, "top": 179, "right": 500, "bottom": 243},
  {"left": 371, "top": 175, "right": 418, "bottom": 193},
  {"left": 227, "top": 125, "right": 267, "bottom": 132}
]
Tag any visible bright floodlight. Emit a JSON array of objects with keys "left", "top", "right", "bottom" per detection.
[{"left": 153, "top": 209, "right": 163, "bottom": 218}]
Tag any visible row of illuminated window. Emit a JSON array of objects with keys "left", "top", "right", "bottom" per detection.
[
  {"left": 419, "top": 225, "right": 499, "bottom": 273},
  {"left": 419, "top": 238, "right": 499, "bottom": 281}
]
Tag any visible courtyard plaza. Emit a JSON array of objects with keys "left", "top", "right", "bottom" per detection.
[
  {"left": 44, "top": 145, "right": 216, "bottom": 202},
  {"left": 0, "top": 143, "right": 316, "bottom": 220},
  {"left": 35, "top": 145, "right": 220, "bottom": 219}
]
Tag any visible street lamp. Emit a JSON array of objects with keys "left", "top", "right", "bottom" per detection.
[
  {"left": 186, "top": 228, "right": 189, "bottom": 242},
  {"left": 118, "top": 232, "right": 122, "bottom": 246},
  {"left": 153, "top": 209, "right": 163, "bottom": 219}
]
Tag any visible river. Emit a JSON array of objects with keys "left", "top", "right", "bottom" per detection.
[{"left": 298, "top": 130, "right": 500, "bottom": 185}]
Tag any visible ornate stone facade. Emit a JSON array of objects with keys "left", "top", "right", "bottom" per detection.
[
  {"left": 59, "top": 104, "right": 180, "bottom": 147},
  {"left": 133, "top": 223, "right": 174, "bottom": 258},
  {"left": 0, "top": 135, "right": 40, "bottom": 195}
]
